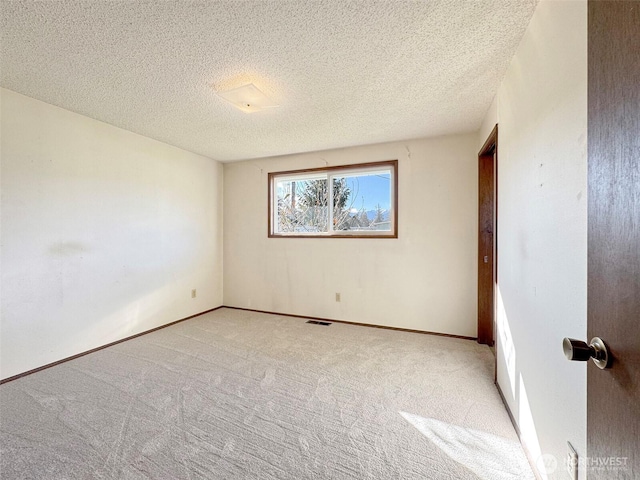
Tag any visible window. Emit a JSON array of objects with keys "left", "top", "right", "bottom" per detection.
[{"left": 269, "top": 160, "right": 397, "bottom": 238}]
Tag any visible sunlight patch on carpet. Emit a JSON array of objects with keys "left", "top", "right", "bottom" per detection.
[{"left": 400, "top": 412, "right": 534, "bottom": 480}]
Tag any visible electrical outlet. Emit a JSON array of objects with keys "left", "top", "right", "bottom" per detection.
[
  {"left": 335, "top": 292, "right": 341, "bottom": 302},
  {"left": 191, "top": 289, "right": 197, "bottom": 299},
  {"left": 567, "top": 442, "right": 578, "bottom": 480}
]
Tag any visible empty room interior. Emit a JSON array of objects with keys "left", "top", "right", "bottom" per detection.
[{"left": 2, "top": 1, "right": 639, "bottom": 479}]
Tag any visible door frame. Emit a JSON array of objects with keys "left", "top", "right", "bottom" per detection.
[{"left": 478, "top": 124, "right": 498, "bottom": 346}]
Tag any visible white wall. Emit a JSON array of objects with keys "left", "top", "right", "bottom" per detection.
[
  {"left": 224, "top": 134, "right": 478, "bottom": 336},
  {"left": 480, "top": 1, "right": 588, "bottom": 478},
  {"left": 0, "top": 88, "right": 224, "bottom": 380}
]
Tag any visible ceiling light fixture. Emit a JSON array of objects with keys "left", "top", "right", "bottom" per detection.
[{"left": 216, "top": 83, "right": 279, "bottom": 113}]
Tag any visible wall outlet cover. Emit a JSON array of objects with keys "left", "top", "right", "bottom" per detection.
[{"left": 567, "top": 442, "right": 578, "bottom": 480}]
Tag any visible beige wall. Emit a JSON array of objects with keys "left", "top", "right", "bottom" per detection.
[
  {"left": 0, "top": 88, "right": 224, "bottom": 380},
  {"left": 224, "top": 134, "right": 479, "bottom": 336},
  {"left": 481, "top": 0, "right": 588, "bottom": 477}
]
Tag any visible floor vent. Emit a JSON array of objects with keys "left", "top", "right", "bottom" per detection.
[{"left": 306, "top": 320, "right": 332, "bottom": 326}]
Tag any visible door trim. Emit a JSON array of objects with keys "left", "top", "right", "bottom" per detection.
[{"left": 478, "top": 124, "right": 498, "bottom": 346}]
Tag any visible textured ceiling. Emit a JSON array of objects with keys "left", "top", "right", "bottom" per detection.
[{"left": 1, "top": 1, "right": 537, "bottom": 162}]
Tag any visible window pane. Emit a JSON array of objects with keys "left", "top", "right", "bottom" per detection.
[
  {"left": 275, "top": 176, "right": 329, "bottom": 233},
  {"left": 269, "top": 160, "right": 396, "bottom": 238},
  {"left": 331, "top": 170, "right": 392, "bottom": 232}
]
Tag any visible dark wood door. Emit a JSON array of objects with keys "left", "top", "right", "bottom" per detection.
[
  {"left": 587, "top": 1, "right": 639, "bottom": 478},
  {"left": 478, "top": 126, "right": 497, "bottom": 346}
]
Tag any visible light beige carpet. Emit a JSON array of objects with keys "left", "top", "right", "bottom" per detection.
[{"left": 0, "top": 308, "right": 534, "bottom": 479}]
